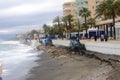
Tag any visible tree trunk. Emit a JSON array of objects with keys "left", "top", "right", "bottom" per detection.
[
  {"left": 112, "top": 12, "right": 116, "bottom": 40},
  {"left": 58, "top": 16, "right": 63, "bottom": 39},
  {"left": 68, "top": 19, "right": 72, "bottom": 39},
  {"left": 85, "top": 16, "right": 87, "bottom": 38},
  {"left": 85, "top": 16, "right": 87, "bottom": 29},
  {"left": 91, "top": 24, "right": 92, "bottom": 28},
  {"left": 106, "top": 25, "right": 108, "bottom": 36},
  {"left": 78, "top": 19, "right": 80, "bottom": 38},
  {"left": 65, "top": 22, "right": 68, "bottom": 39}
]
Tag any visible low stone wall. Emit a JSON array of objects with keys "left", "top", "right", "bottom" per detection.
[
  {"left": 53, "top": 40, "right": 120, "bottom": 55},
  {"left": 84, "top": 42, "right": 120, "bottom": 55}
]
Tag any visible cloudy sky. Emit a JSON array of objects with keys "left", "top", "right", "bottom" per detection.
[{"left": 0, "top": 0, "right": 73, "bottom": 40}]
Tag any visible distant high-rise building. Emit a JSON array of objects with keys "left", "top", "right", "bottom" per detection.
[
  {"left": 75, "top": 0, "right": 103, "bottom": 22},
  {"left": 63, "top": 1, "right": 77, "bottom": 23},
  {"left": 63, "top": 1, "right": 76, "bottom": 16}
]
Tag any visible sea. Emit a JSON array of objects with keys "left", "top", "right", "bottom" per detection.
[{"left": 0, "top": 40, "right": 41, "bottom": 80}]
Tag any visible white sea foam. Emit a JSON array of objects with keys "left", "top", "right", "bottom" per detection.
[
  {"left": 3, "top": 70, "right": 9, "bottom": 75},
  {"left": 0, "top": 40, "right": 40, "bottom": 80},
  {"left": 0, "top": 41, "right": 20, "bottom": 45}
]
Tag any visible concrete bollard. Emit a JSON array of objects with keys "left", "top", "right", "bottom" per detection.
[{"left": 0, "top": 64, "right": 2, "bottom": 77}]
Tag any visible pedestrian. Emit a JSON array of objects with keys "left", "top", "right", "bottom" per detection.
[
  {"left": 94, "top": 34, "right": 97, "bottom": 41},
  {"left": 104, "top": 34, "right": 108, "bottom": 42},
  {"left": 44, "top": 38, "right": 48, "bottom": 46},
  {"left": 100, "top": 34, "right": 104, "bottom": 42}
]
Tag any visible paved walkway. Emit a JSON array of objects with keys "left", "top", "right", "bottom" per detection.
[{"left": 53, "top": 39, "right": 120, "bottom": 55}]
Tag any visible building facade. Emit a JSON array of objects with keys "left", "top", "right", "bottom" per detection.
[
  {"left": 63, "top": 1, "right": 77, "bottom": 24},
  {"left": 63, "top": 1, "right": 76, "bottom": 17},
  {"left": 75, "top": 0, "right": 103, "bottom": 22},
  {"left": 63, "top": 0, "right": 78, "bottom": 29}
]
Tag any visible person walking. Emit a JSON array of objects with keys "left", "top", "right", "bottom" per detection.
[
  {"left": 94, "top": 34, "right": 97, "bottom": 41},
  {"left": 104, "top": 34, "right": 108, "bottom": 42},
  {"left": 100, "top": 34, "right": 104, "bottom": 42}
]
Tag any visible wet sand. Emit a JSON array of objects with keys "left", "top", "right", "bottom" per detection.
[{"left": 25, "top": 45, "right": 120, "bottom": 80}]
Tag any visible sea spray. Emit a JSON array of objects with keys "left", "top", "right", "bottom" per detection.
[{"left": 0, "top": 41, "right": 41, "bottom": 80}]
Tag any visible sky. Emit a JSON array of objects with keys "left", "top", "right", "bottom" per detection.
[{"left": 0, "top": 0, "right": 74, "bottom": 40}]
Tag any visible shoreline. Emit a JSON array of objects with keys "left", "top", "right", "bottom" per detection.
[
  {"left": 25, "top": 44, "right": 120, "bottom": 80},
  {"left": 0, "top": 40, "right": 40, "bottom": 80}
]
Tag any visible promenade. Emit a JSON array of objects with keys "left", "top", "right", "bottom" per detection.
[{"left": 53, "top": 39, "right": 120, "bottom": 55}]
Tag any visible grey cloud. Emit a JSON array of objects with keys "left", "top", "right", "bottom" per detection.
[
  {"left": 0, "top": 11, "right": 62, "bottom": 29},
  {"left": 0, "top": 0, "right": 68, "bottom": 40},
  {"left": 0, "top": 0, "right": 62, "bottom": 9}
]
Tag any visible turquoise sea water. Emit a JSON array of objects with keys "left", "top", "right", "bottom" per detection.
[{"left": 0, "top": 41, "right": 40, "bottom": 80}]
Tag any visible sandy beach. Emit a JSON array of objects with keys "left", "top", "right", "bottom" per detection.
[{"left": 25, "top": 45, "right": 120, "bottom": 80}]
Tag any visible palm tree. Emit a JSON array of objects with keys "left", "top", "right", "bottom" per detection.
[
  {"left": 62, "top": 16, "right": 68, "bottom": 30},
  {"left": 63, "top": 14, "right": 73, "bottom": 39},
  {"left": 53, "top": 16, "right": 62, "bottom": 37},
  {"left": 53, "top": 16, "right": 61, "bottom": 27},
  {"left": 96, "top": 0, "right": 120, "bottom": 39},
  {"left": 29, "top": 30, "right": 38, "bottom": 39},
  {"left": 87, "top": 18, "right": 96, "bottom": 28},
  {"left": 62, "top": 15, "right": 73, "bottom": 31},
  {"left": 43, "top": 24, "right": 48, "bottom": 34},
  {"left": 62, "top": 16, "right": 68, "bottom": 38},
  {"left": 67, "top": 14, "right": 73, "bottom": 30},
  {"left": 79, "top": 7, "right": 91, "bottom": 29}
]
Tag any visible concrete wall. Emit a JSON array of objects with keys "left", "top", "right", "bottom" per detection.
[
  {"left": 84, "top": 42, "right": 120, "bottom": 55},
  {"left": 53, "top": 40, "right": 120, "bottom": 55}
]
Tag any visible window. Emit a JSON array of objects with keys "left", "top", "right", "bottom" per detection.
[
  {"left": 84, "top": 1, "right": 88, "bottom": 4},
  {"left": 65, "top": 10, "right": 71, "bottom": 13},
  {"left": 96, "top": 1, "right": 100, "bottom": 4},
  {"left": 63, "top": 3, "right": 70, "bottom": 8}
]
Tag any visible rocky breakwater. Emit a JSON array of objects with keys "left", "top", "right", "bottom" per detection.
[{"left": 38, "top": 45, "right": 70, "bottom": 58}]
